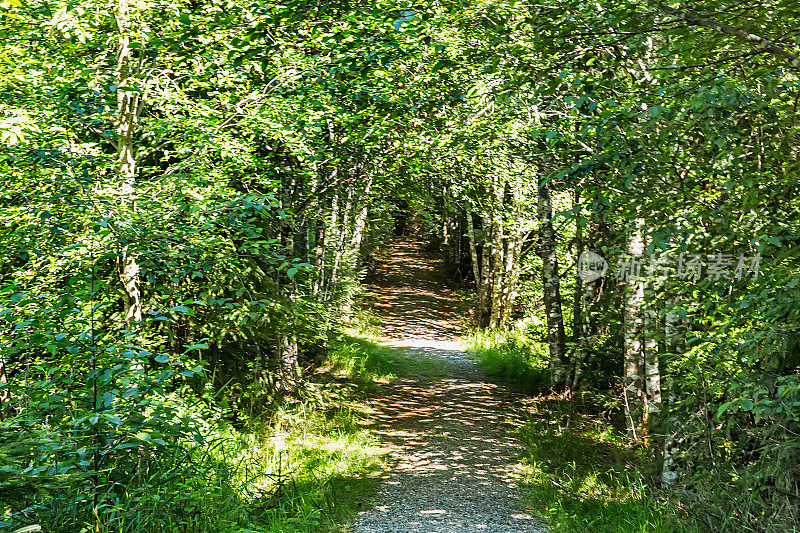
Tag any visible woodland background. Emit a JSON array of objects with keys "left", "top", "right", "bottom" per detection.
[{"left": 1, "top": 0, "right": 799, "bottom": 531}]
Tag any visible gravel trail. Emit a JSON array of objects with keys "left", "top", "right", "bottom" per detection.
[{"left": 350, "top": 240, "right": 546, "bottom": 532}]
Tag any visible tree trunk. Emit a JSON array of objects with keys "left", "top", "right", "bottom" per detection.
[
  {"left": 643, "top": 308, "right": 662, "bottom": 431},
  {"left": 275, "top": 331, "right": 300, "bottom": 394},
  {"left": 624, "top": 217, "right": 646, "bottom": 440},
  {"left": 312, "top": 217, "right": 325, "bottom": 296},
  {"left": 489, "top": 179, "right": 506, "bottom": 329},
  {"left": 500, "top": 230, "right": 521, "bottom": 329},
  {"left": 661, "top": 302, "right": 685, "bottom": 487},
  {"left": 572, "top": 190, "right": 584, "bottom": 344},
  {"left": 570, "top": 191, "right": 591, "bottom": 390},
  {"left": 488, "top": 243, "right": 504, "bottom": 329},
  {"left": 538, "top": 175, "right": 568, "bottom": 390},
  {"left": 276, "top": 181, "right": 301, "bottom": 393},
  {"left": 475, "top": 215, "right": 493, "bottom": 327},
  {"left": 349, "top": 174, "right": 373, "bottom": 251},
  {"left": 327, "top": 184, "right": 347, "bottom": 300},
  {"left": 495, "top": 183, "right": 523, "bottom": 330},
  {"left": 114, "top": 0, "right": 142, "bottom": 327},
  {"left": 466, "top": 210, "right": 481, "bottom": 283}
]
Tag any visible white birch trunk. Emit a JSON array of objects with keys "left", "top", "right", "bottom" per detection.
[
  {"left": 661, "top": 304, "right": 684, "bottom": 487},
  {"left": 538, "top": 175, "right": 567, "bottom": 389},
  {"left": 624, "top": 218, "right": 646, "bottom": 440},
  {"left": 114, "top": 0, "right": 142, "bottom": 326},
  {"left": 644, "top": 309, "right": 662, "bottom": 424},
  {"left": 349, "top": 174, "right": 373, "bottom": 251}
]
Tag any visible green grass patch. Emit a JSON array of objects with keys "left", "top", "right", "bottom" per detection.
[
  {"left": 516, "top": 398, "right": 700, "bottom": 533},
  {"left": 3, "top": 312, "right": 450, "bottom": 532},
  {"left": 0, "top": 387, "right": 386, "bottom": 533},
  {"left": 219, "top": 396, "right": 388, "bottom": 532},
  {"left": 463, "top": 327, "right": 549, "bottom": 392},
  {"left": 226, "top": 322, "right": 451, "bottom": 531},
  {"left": 327, "top": 334, "right": 450, "bottom": 387}
]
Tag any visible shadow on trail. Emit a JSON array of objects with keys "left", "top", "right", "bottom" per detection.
[
  {"left": 351, "top": 239, "right": 545, "bottom": 532},
  {"left": 363, "top": 239, "right": 467, "bottom": 341}
]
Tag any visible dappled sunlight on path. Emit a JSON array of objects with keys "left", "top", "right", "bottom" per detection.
[
  {"left": 362, "top": 239, "right": 466, "bottom": 342},
  {"left": 351, "top": 239, "right": 545, "bottom": 532}
]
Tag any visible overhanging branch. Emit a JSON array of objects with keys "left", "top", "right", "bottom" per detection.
[{"left": 657, "top": 3, "right": 800, "bottom": 69}]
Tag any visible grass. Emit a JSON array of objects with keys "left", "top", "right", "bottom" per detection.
[
  {"left": 326, "top": 335, "right": 449, "bottom": 387},
  {"left": 325, "top": 308, "right": 450, "bottom": 387},
  {"left": 463, "top": 327, "right": 549, "bottom": 392},
  {"left": 225, "top": 312, "right": 450, "bottom": 531},
  {"left": 0, "top": 385, "right": 388, "bottom": 533},
  {"left": 515, "top": 399, "right": 701, "bottom": 533},
  {"left": 463, "top": 325, "right": 700, "bottom": 532},
  {"left": 1, "top": 310, "right": 442, "bottom": 533},
  {"left": 215, "top": 397, "right": 388, "bottom": 532},
  {"left": 224, "top": 314, "right": 451, "bottom": 532}
]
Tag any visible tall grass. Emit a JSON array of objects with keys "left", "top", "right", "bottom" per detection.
[
  {"left": 217, "top": 399, "right": 388, "bottom": 532},
  {"left": 2, "top": 322, "right": 419, "bottom": 533},
  {"left": 463, "top": 327, "right": 549, "bottom": 392},
  {"left": 516, "top": 398, "right": 700, "bottom": 533},
  {"left": 1, "top": 389, "right": 388, "bottom": 533}
]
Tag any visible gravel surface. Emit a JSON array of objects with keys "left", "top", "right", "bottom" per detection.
[
  {"left": 351, "top": 239, "right": 547, "bottom": 532},
  {"left": 350, "top": 340, "right": 546, "bottom": 532}
]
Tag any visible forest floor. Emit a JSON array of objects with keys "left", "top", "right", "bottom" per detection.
[{"left": 349, "top": 238, "right": 546, "bottom": 532}]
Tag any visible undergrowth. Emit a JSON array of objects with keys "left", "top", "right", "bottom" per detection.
[
  {"left": 465, "top": 325, "right": 700, "bottom": 532},
  {"left": 1, "top": 312, "right": 423, "bottom": 532},
  {"left": 516, "top": 398, "right": 701, "bottom": 533},
  {"left": 220, "top": 393, "right": 388, "bottom": 532},
  {"left": 1, "top": 382, "right": 387, "bottom": 533},
  {"left": 463, "top": 327, "right": 549, "bottom": 392}
]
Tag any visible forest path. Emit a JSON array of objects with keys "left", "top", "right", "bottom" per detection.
[{"left": 350, "top": 239, "right": 545, "bottom": 532}]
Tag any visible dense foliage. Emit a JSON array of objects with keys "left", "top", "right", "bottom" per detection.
[{"left": 1, "top": 0, "right": 798, "bottom": 530}]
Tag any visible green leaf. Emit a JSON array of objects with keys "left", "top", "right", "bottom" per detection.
[
  {"left": 170, "top": 305, "right": 190, "bottom": 313},
  {"left": 184, "top": 343, "right": 208, "bottom": 352},
  {"left": 155, "top": 354, "right": 170, "bottom": 363},
  {"left": 115, "top": 442, "right": 141, "bottom": 450},
  {"left": 716, "top": 401, "right": 733, "bottom": 419},
  {"left": 102, "top": 391, "right": 114, "bottom": 407}
]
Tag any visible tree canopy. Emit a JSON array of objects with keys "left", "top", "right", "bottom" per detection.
[{"left": 1, "top": 0, "right": 799, "bottom": 530}]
